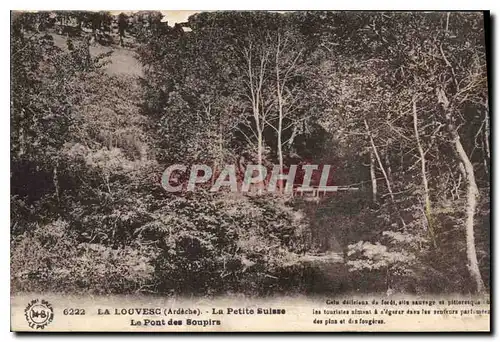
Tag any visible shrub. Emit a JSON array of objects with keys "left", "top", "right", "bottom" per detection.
[
  {"left": 11, "top": 220, "right": 156, "bottom": 294},
  {"left": 148, "top": 192, "right": 311, "bottom": 295}
]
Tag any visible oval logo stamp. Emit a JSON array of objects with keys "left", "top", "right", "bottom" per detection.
[{"left": 24, "top": 299, "right": 54, "bottom": 329}]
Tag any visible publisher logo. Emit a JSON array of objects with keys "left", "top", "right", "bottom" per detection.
[{"left": 24, "top": 299, "right": 54, "bottom": 329}]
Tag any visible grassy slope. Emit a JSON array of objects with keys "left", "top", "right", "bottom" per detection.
[{"left": 51, "top": 33, "right": 143, "bottom": 77}]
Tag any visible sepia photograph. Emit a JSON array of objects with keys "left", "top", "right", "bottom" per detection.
[{"left": 9, "top": 9, "right": 491, "bottom": 332}]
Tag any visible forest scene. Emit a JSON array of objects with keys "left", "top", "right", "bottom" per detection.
[{"left": 11, "top": 11, "right": 490, "bottom": 297}]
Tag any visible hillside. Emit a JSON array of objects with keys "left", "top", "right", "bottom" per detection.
[{"left": 50, "top": 33, "right": 143, "bottom": 77}]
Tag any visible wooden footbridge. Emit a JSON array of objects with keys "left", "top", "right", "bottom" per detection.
[{"left": 292, "top": 186, "right": 359, "bottom": 198}]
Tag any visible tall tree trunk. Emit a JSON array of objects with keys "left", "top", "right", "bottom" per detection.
[
  {"left": 276, "top": 94, "right": 284, "bottom": 176},
  {"left": 385, "top": 149, "right": 393, "bottom": 184},
  {"left": 257, "top": 131, "right": 262, "bottom": 166},
  {"left": 53, "top": 162, "right": 60, "bottom": 203},
  {"left": 277, "top": 129, "right": 283, "bottom": 193},
  {"left": 439, "top": 87, "right": 486, "bottom": 293},
  {"left": 244, "top": 42, "right": 266, "bottom": 170},
  {"left": 370, "top": 151, "right": 377, "bottom": 202},
  {"left": 483, "top": 105, "right": 490, "bottom": 175},
  {"left": 413, "top": 99, "right": 436, "bottom": 247},
  {"left": 484, "top": 107, "right": 490, "bottom": 160},
  {"left": 256, "top": 130, "right": 264, "bottom": 195},
  {"left": 275, "top": 37, "right": 284, "bottom": 193},
  {"left": 385, "top": 112, "right": 393, "bottom": 184},
  {"left": 453, "top": 132, "right": 486, "bottom": 293},
  {"left": 364, "top": 119, "right": 394, "bottom": 201}
]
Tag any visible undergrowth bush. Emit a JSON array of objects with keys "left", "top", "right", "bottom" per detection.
[
  {"left": 11, "top": 219, "right": 155, "bottom": 294},
  {"left": 149, "top": 192, "right": 312, "bottom": 296}
]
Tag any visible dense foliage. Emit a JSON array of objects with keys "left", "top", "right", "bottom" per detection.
[{"left": 11, "top": 11, "right": 490, "bottom": 296}]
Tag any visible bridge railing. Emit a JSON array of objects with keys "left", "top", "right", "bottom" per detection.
[{"left": 292, "top": 186, "right": 359, "bottom": 197}]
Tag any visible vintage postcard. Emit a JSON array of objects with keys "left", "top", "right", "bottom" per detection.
[{"left": 10, "top": 10, "right": 490, "bottom": 332}]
